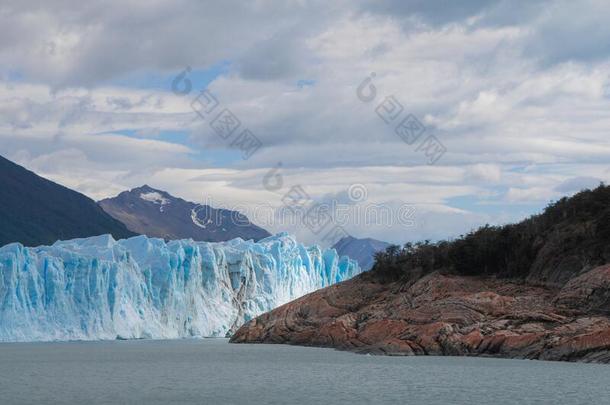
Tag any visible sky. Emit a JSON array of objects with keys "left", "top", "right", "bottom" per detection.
[{"left": 1, "top": 0, "right": 610, "bottom": 245}]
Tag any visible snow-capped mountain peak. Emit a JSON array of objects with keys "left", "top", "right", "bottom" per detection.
[{"left": 99, "top": 185, "right": 271, "bottom": 242}]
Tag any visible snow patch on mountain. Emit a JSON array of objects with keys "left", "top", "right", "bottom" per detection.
[{"left": 140, "top": 191, "right": 170, "bottom": 206}]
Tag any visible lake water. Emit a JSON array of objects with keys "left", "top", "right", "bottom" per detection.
[{"left": 0, "top": 339, "right": 608, "bottom": 404}]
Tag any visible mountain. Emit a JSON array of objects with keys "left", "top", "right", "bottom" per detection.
[
  {"left": 232, "top": 185, "right": 610, "bottom": 363},
  {"left": 0, "top": 155, "right": 136, "bottom": 247},
  {"left": 332, "top": 236, "right": 390, "bottom": 271},
  {"left": 99, "top": 185, "right": 271, "bottom": 242},
  {"left": 0, "top": 233, "right": 360, "bottom": 341}
]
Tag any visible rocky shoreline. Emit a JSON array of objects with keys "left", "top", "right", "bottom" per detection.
[{"left": 231, "top": 265, "right": 610, "bottom": 363}]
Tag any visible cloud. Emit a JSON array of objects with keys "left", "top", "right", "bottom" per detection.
[
  {"left": 554, "top": 176, "right": 604, "bottom": 193},
  {"left": 1, "top": 1, "right": 610, "bottom": 245},
  {"left": 358, "top": 0, "right": 502, "bottom": 26},
  {"left": 523, "top": 0, "right": 610, "bottom": 65},
  {"left": 0, "top": 0, "right": 346, "bottom": 88}
]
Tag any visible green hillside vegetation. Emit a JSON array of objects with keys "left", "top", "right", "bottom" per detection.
[{"left": 372, "top": 184, "right": 610, "bottom": 286}]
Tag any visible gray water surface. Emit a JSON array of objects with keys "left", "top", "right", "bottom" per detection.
[{"left": 0, "top": 339, "right": 608, "bottom": 405}]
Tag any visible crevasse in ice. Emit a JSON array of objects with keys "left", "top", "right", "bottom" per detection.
[{"left": 0, "top": 233, "right": 360, "bottom": 342}]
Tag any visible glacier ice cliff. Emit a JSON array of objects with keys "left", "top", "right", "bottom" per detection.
[{"left": 0, "top": 233, "right": 360, "bottom": 342}]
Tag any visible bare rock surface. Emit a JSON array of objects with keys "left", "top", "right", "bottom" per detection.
[{"left": 231, "top": 268, "right": 610, "bottom": 363}]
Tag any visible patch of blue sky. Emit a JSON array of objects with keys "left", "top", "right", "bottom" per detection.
[
  {"left": 96, "top": 128, "right": 188, "bottom": 144},
  {"left": 141, "top": 129, "right": 189, "bottom": 144},
  {"left": 0, "top": 68, "right": 25, "bottom": 82},
  {"left": 446, "top": 193, "right": 547, "bottom": 218},
  {"left": 95, "top": 128, "right": 243, "bottom": 166},
  {"left": 107, "top": 61, "right": 232, "bottom": 92},
  {"left": 191, "top": 146, "right": 243, "bottom": 166},
  {"left": 297, "top": 79, "right": 316, "bottom": 88}
]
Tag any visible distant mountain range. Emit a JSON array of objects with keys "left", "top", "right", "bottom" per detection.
[
  {"left": 332, "top": 236, "right": 390, "bottom": 271},
  {"left": 1, "top": 154, "right": 387, "bottom": 249},
  {"left": 99, "top": 185, "right": 271, "bottom": 242},
  {"left": 0, "top": 155, "right": 136, "bottom": 247}
]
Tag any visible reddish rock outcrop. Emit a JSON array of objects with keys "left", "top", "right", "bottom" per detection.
[{"left": 231, "top": 268, "right": 610, "bottom": 363}]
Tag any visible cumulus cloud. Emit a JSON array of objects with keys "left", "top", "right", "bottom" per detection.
[{"left": 1, "top": 0, "right": 609, "bottom": 245}]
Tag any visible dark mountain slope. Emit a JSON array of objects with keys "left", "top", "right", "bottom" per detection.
[
  {"left": 99, "top": 185, "right": 271, "bottom": 242},
  {"left": 0, "top": 155, "right": 136, "bottom": 247}
]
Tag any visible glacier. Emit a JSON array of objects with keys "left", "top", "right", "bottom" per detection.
[{"left": 0, "top": 233, "right": 360, "bottom": 342}]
